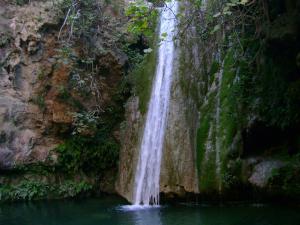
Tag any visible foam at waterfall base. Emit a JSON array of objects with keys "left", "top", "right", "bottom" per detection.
[{"left": 117, "top": 204, "right": 161, "bottom": 211}]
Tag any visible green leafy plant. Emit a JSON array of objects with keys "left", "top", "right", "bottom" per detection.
[
  {"left": 72, "top": 111, "right": 98, "bottom": 135},
  {"left": 0, "top": 180, "right": 49, "bottom": 201},
  {"left": 57, "top": 181, "right": 92, "bottom": 197},
  {"left": 0, "top": 179, "right": 94, "bottom": 202},
  {"left": 125, "top": 1, "right": 158, "bottom": 37},
  {"left": 55, "top": 125, "right": 119, "bottom": 173},
  {"left": 58, "top": 0, "right": 120, "bottom": 41}
]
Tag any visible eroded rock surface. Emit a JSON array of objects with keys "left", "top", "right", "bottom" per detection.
[
  {"left": 0, "top": 0, "right": 126, "bottom": 170},
  {"left": 249, "top": 160, "right": 285, "bottom": 188},
  {"left": 116, "top": 97, "right": 144, "bottom": 202},
  {"left": 0, "top": 1, "right": 63, "bottom": 168}
]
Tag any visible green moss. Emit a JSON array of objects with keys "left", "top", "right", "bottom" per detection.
[
  {"left": 194, "top": 49, "right": 243, "bottom": 192},
  {"left": 209, "top": 60, "right": 219, "bottom": 86},
  {"left": 196, "top": 91, "right": 219, "bottom": 192},
  {"left": 130, "top": 46, "right": 157, "bottom": 114},
  {"left": 199, "top": 149, "right": 218, "bottom": 191},
  {"left": 218, "top": 50, "right": 242, "bottom": 186},
  {"left": 219, "top": 52, "right": 238, "bottom": 144},
  {"left": 180, "top": 32, "right": 223, "bottom": 192}
]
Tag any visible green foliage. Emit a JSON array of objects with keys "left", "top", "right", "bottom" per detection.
[
  {"left": 0, "top": 179, "right": 93, "bottom": 202},
  {"left": 58, "top": 0, "right": 121, "bottom": 41},
  {"left": 125, "top": 1, "right": 158, "bottom": 37},
  {"left": 55, "top": 124, "right": 119, "bottom": 173},
  {"left": 2, "top": 0, "right": 133, "bottom": 204},
  {"left": 122, "top": 44, "right": 145, "bottom": 71},
  {"left": 14, "top": 163, "right": 55, "bottom": 176},
  {"left": 212, "top": 0, "right": 250, "bottom": 19},
  {"left": 123, "top": 9, "right": 158, "bottom": 113},
  {"left": 69, "top": 68, "right": 99, "bottom": 99},
  {"left": 72, "top": 111, "right": 98, "bottom": 135},
  {"left": 55, "top": 80, "right": 126, "bottom": 173},
  {"left": 57, "top": 180, "right": 92, "bottom": 197},
  {"left": 129, "top": 47, "right": 157, "bottom": 113},
  {"left": 236, "top": 51, "right": 300, "bottom": 128},
  {"left": 51, "top": 0, "right": 128, "bottom": 175},
  {"left": 227, "top": 0, "right": 300, "bottom": 129},
  {"left": 13, "top": 180, "right": 48, "bottom": 200},
  {"left": 0, "top": 180, "right": 48, "bottom": 201}
]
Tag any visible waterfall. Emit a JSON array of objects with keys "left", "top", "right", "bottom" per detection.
[{"left": 133, "top": 0, "right": 179, "bottom": 206}]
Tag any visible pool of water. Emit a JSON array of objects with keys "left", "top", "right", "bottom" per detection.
[{"left": 1, "top": 196, "right": 300, "bottom": 225}]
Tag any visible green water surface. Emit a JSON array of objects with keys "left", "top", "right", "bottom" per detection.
[{"left": 0, "top": 196, "right": 299, "bottom": 225}]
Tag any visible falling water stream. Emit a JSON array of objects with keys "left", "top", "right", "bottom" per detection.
[{"left": 133, "top": 0, "right": 179, "bottom": 206}]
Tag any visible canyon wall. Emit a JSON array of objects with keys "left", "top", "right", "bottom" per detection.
[
  {"left": 0, "top": 0, "right": 128, "bottom": 201},
  {"left": 1, "top": 0, "right": 299, "bottom": 202},
  {"left": 117, "top": 0, "right": 300, "bottom": 202}
]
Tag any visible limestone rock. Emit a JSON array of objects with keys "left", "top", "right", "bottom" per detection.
[
  {"left": 249, "top": 160, "right": 285, "bottom": 188},
  {"left": 116, "top": 48, "right": 199, "bottom": 201},
  {"left": 116, "top": 97, "right": 144, "bottom": 202}
]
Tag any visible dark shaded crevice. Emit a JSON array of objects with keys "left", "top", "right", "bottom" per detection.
[{"left": 242, "top": 121, "right": 299, "bottom": 157}]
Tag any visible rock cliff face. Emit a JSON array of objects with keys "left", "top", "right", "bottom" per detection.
[
  {"left": 0, "top": 0, "right": 128, "bottom": 199},
  {"left": 0, "top": 0, "right": 126, "bottom": 168},
  {"left": 178, "top": 0, "right": 300, "bottom": 199},
  {"left": 116, "top": 47, "right": 200, "bottom": 202},
  {"left": 1, "top": 0, "right": 299, "bottom": 202},
  {"left": 115, "top": 97, "right": 143, "bottom": 202},
  {"left": 160, "top": 47, "right": 199, "bottom": 197},
  {"left": 117, "top": 0, "right": 300, "bottom": 202},
  {"left": 116, "top": 27, "right": 200, "bottom": 202},
  {"left": 0, "top": 1, "right": 63, "bottom": 169}
]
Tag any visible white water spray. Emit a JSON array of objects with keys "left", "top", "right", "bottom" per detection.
[{"left": 133, "top": 0, "right": 179, "bottom": 206}]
